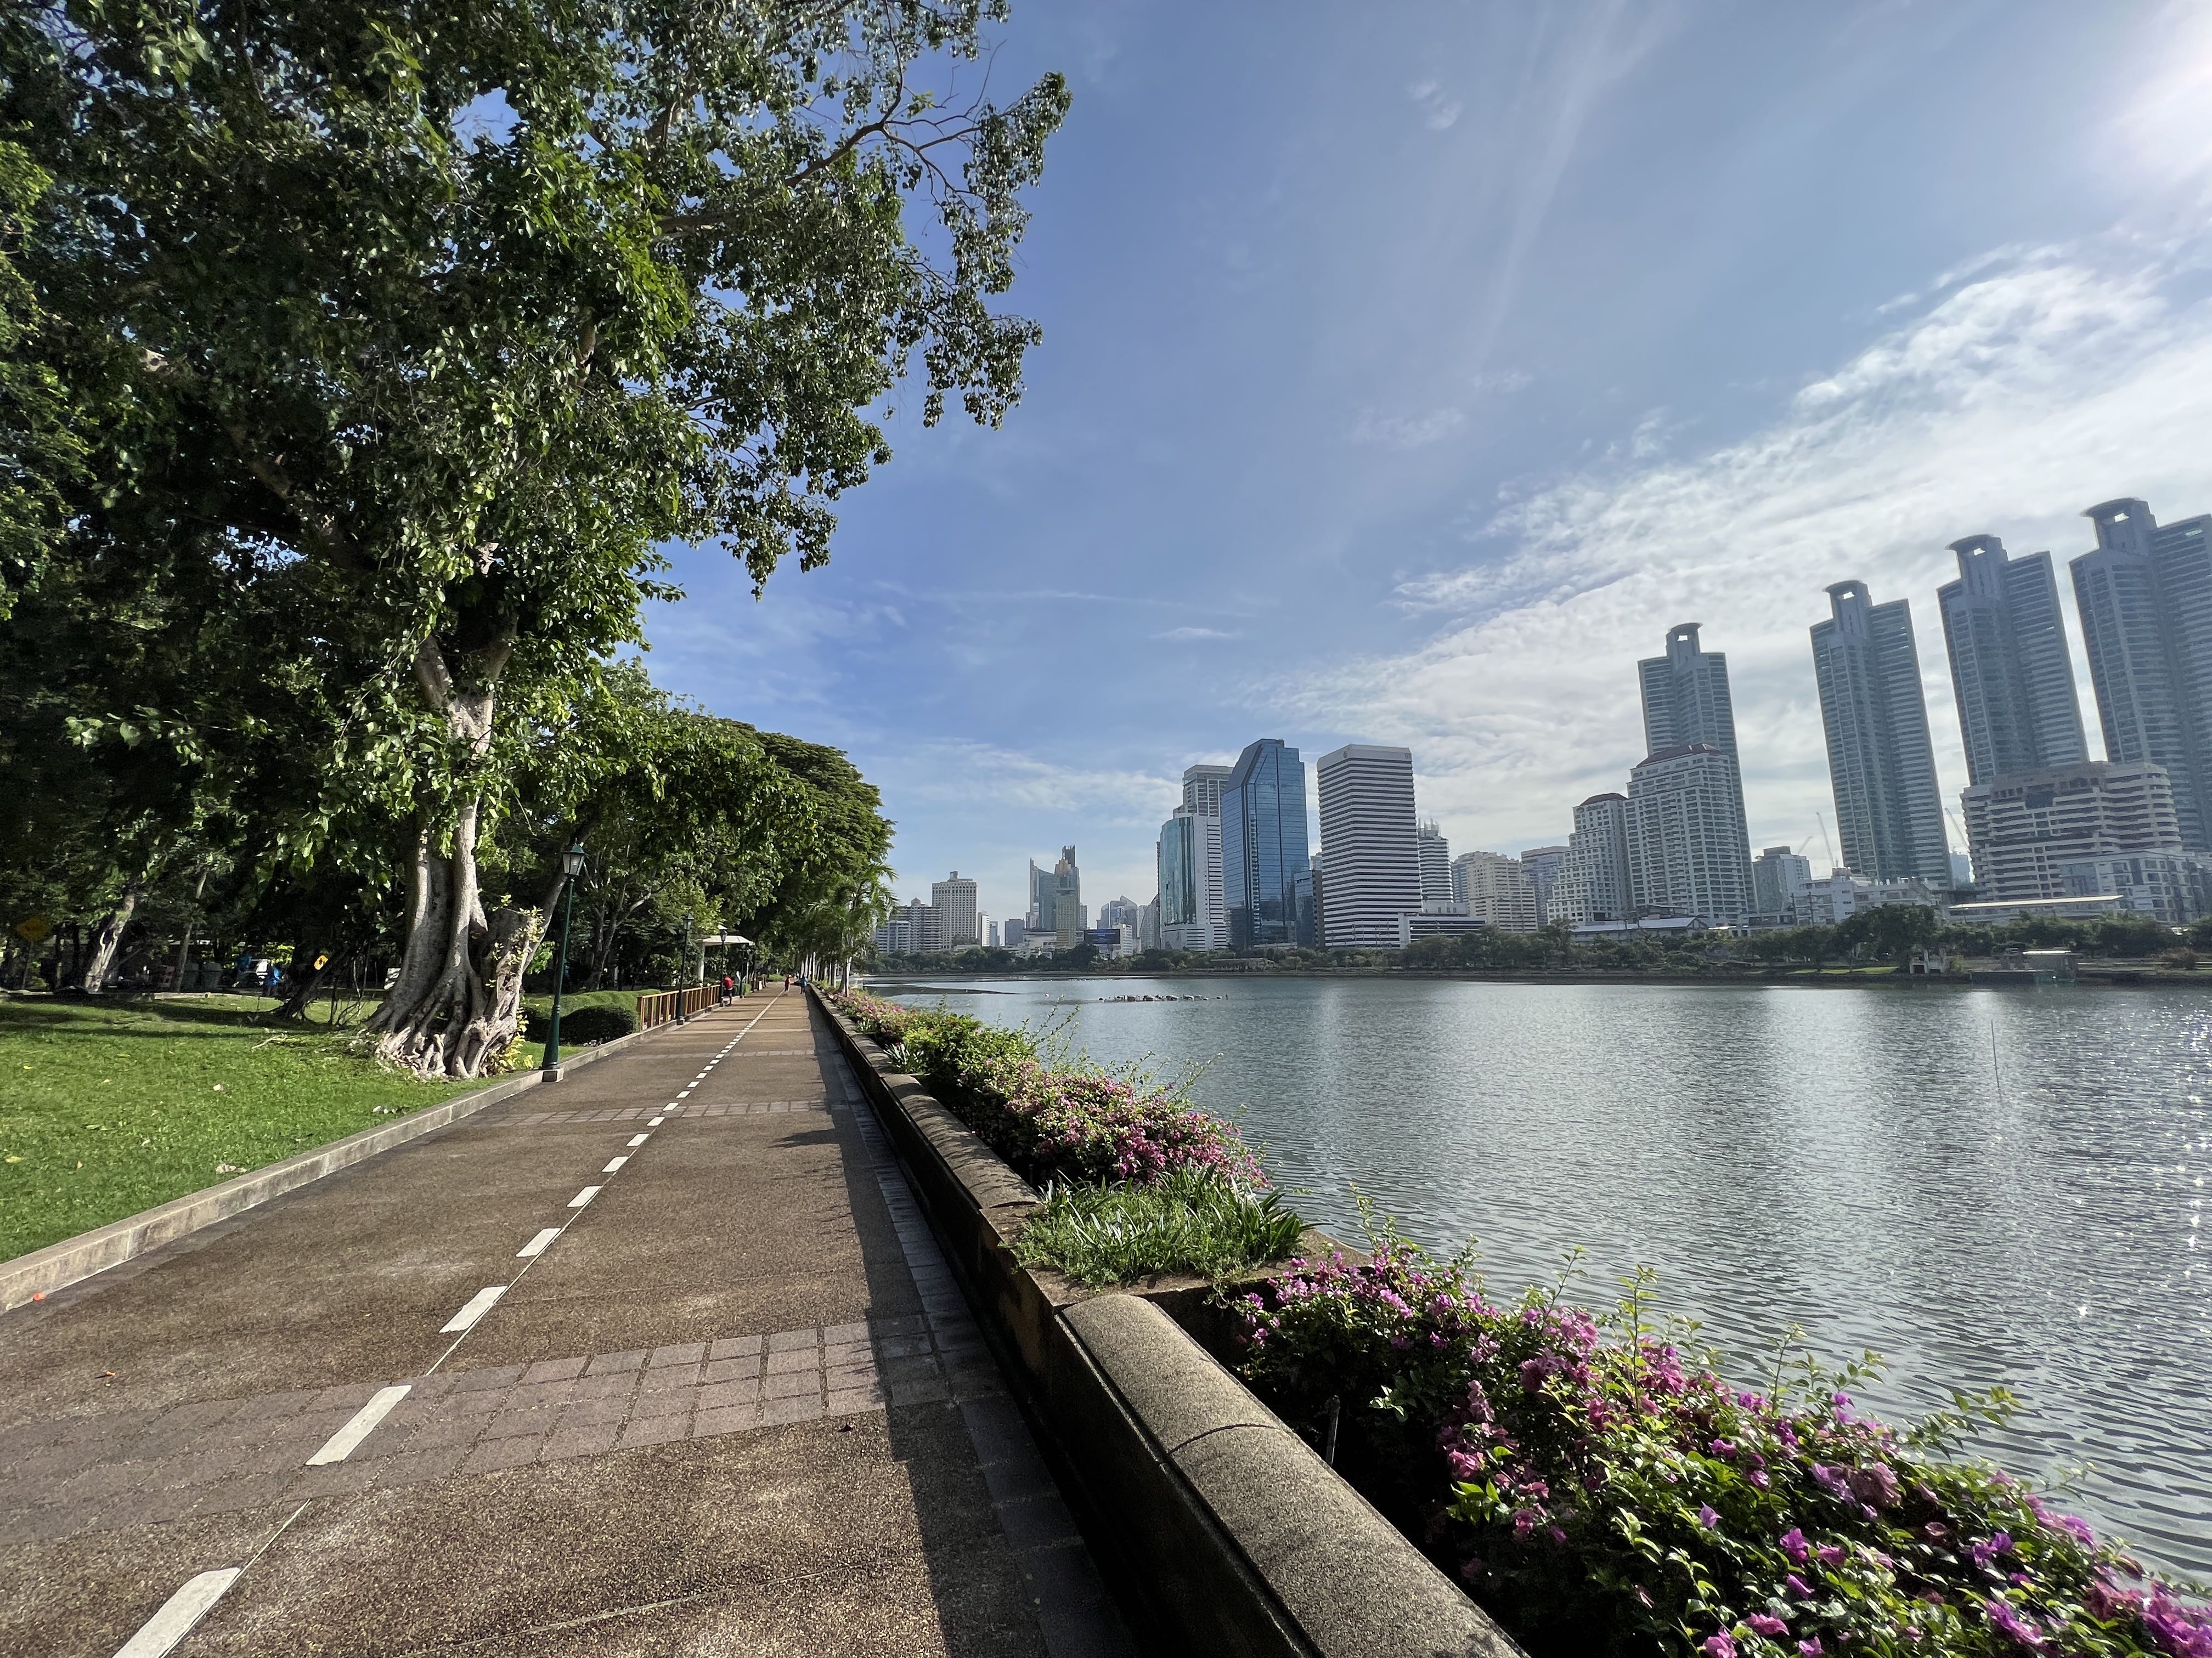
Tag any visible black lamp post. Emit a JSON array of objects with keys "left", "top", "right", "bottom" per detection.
[{"left": 543, "top": 840, "right": 587, "bottom": 1073}]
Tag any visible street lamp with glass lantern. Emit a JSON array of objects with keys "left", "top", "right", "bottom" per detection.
[{"left": 542, "top": 840, "right": 587, "bottom": 1074}]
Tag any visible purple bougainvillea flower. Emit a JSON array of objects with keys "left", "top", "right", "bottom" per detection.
[
  {"left": 1797, "top": 1640, "right": 1824, "bottom": 1656},
  {"left": 1984, "top": 1599, "right": 2046, "bottom": 1650},
  {"left": 1699, "top": 1504, "right": 1720, "bottom": 1529},
  {"left": 1702, "top": 1637, "right": 1737, "bottom": 1658},
  {"left": 1788, "top": 1574, "right": 1813, "bottom": 1599},
  {"left": 1749, "top": 1614, "right": 1788, "bottom": 1636},
  {"left": 1779, "top": 1528, "right": 1809, "bottom": 1563}
]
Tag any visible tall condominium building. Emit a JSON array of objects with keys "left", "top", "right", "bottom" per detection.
[
  {"left": 1638, "top": 623, "right": 1753, "bottom": 894},
  {"left": 1937, "top": 535, "right": 2089, "bottom": 786},
  {"left": 870, "top": 916, "right": 913, "bottom": 956},
  {"left": 1098, "top": 895, "right": 1142, "bottom": 932},
  {"left": 1182, "top": 762, "right": 1233, "bottom": 819},
  {"left": 1809, "top": 581, "right": 1952, "bottom": 889},
  {"left": 1314, "top": 744, "right": 1420, "bottom": 949},
  {"left": 1961, "top": 761, "right": 2192, "bottom": 917},
  {"left": 1452, "top": 850, "right": 1542, "bottom": 933},
  {"left": 1640, "top": 622, "right": 1741, "bottom": 759},
  {"left": 1627, "top": 745, "right": 1753, "bottom": 924},
  {"left": 1520, "top": 845, "right": 1570, "bottom": 921},
  {"left": 2069, "top": 497, "right": 2212, "bottom": 852},
  {"left": 1549, "top": 793, "right": 1632, "bottom": 923},
  {"left": 1028, "top": 847, "right": 1084, "bottom": 946},
  {"left": 1751, "top": 846, "right": 1812, "bottom": 921},
  {"left": 1222, "top": 739, "right": 1314, "bottom": 948},
  {"left": 1137, "top": 899, "right": 1161, "bottom": 952},
  {"left": 1156, "top": 806, "right": 1226, "bottom": 951},
  {"left": 1415, "top": 820, "right": 1453, "bottom": 906},
  {"left": 980, "top": 915, "right": 996, "bottom": 948},
  {"left": 929, "top": 872, "right": 980, "bottom": 947},
  {"left": 897, "top": 898, "right": 944, "bottom": 955},
  {"left": 1308, "top": 853, "right": 1328, "bottom": 947}
]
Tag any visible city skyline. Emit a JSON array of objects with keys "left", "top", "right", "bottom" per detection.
[
  {"left": 633, "top": 4, "right": 2212, "bottom": 932},
  {"left": 883, "top": 497, "right": 2212, "bottom": 935}
]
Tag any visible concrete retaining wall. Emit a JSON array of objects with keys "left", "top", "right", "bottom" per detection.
[
  {"left": 814, "top": 989, "right": 1523, "bottom": 1658},
  {"left": 0, "top": 1016, "right": 664, "bottom": 1312}
]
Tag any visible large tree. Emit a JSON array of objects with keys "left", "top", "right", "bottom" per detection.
[{"left": 8, "top": 1, "right": 1063, "bottom": 1072}]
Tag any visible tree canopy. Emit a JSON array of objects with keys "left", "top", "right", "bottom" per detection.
[{"left": 2, "top": 0, "right": 1060, "bottom": 1068}]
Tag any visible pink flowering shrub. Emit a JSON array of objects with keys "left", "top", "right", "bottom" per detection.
[
  {"left": 828, "top": 990, "right": 1266, "bottom": 1190},
  {"left": 1238, "top": 1220, "right": 2211, "bottom": 1658}
]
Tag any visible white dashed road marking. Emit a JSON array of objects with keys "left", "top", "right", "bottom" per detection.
[
  {"left": 603, "top": 1156, "right": 628, "bottom": 1173},
  {"left": 441, "top": 1286, "right": 506, "bottom": 1333},
  {"left": 307, "top": 1385, "right": 412, "bottom": 1465},
  {"left": 518, "top": 1227, "right": 562, "bottom": 1258},
  {"left": 648, "top": 1117, "right": 664, "bottom": 1127},
  {"left": 114, "top": 1567, "right": 242, "bottom": 1657},
  {"left": 627, "top": 1134, "right": 648, "bottom": 1147},
  {"left": 569, "top": 1185, "right": 602, "bottom": 1208}
]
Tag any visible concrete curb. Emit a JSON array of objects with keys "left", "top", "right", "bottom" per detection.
[
  {"left": 0, "top": 1015, "right": 667, "bottom": 1312},
  {"left": 812, "top": 988, "right": 1524, "bottom": 1658}
]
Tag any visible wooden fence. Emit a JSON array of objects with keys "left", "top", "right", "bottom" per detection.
[{"left": 636, "top": 985, "right": 720, "bottom": 1029}]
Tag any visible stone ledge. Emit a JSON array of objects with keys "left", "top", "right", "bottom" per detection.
[
  {"left": 812, "top": 987, "right": 1525, "bottom": 1658},
  {"left": 0, "top": 1014, "right": 667, "bottom": 1312}
]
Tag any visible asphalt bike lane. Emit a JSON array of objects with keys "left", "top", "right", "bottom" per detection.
[{"left": 0, "top": 993, "right": 1133, "bottom": 1657}]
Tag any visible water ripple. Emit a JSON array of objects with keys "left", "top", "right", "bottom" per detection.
[{"left": 882, "top": 975, "right": 2212, "bottom": 1579}]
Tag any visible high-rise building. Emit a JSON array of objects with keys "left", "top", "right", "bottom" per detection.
[
  {"left": 1549, "top": 793, "right": 1632, "bottom": 923},
  {"left": 1809, "top": 581, "right": 1952, "bottom": 889},
  {"left": 1222, "top": 739, "right": 1314, "bottom": 948},
  {"left": 1452, "top": 851, "right": 1541, "bottom": 933},
  {"left": 980, "top": 916, "right": 996, "bottom": 948},
  {"left": 929, "top": 872, "right": 980, "bottom": 946},
  {"left": 1137, "top": 898, "right": 1160, "bottom": 952},
  {"left": 1098, "top": 895, "right": 1142, "bottom": 932},
  {"left": 1314, "top": 744, "right": 1420, "bottom": 949},
  {"left": 2069, "top": 497, "right": 2212, "bottom": 852},
  {"left": 1938, "top": 535, "right": 2089, "bottom": 786},
  {"left": 870, "top": 916, "right": 913, "bottom": 956},
  {"left": 1001, "top": 917, "right": 1026, "bottom": 950},
  {"left": 1751, "top": 846, "right": 1812, "bottom": 921},
  {"left": 1520, "top": 845, "right": 1570, "bottom": 921},
  {"left": 1030, "top": 847, "right": 1083, "bottom": 945},
  {"left": 1182, "top": 762, "right": 1233, "bottom": 819},
  {"left": 1961, "top": 760, "right": 2195, "bottom": 918},
  {"left": 1415, "top": 820, "right": 1453, "bottom": 906},
  {"left": 1640, "top": 622, "right": 1741, "bottom": 759},
  {"left": 898, "top": 898, "right": 944, "bottom": 954},
  {"left": 1308, "top": 853, "right": 1327, "bottom": 948},
  {"left": 1638, "top": 623, "right": 1753, "bottom": 903},
  {"left": 1627, "top": 745, "right": 1753, "bottom": 924},
  {"left": 1156, "top": 807, "right": 1225, "bottom": 951}
]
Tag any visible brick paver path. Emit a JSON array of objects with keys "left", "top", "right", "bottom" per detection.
[{"left": 0, "top": 991, "right": 1131, "bottom": 1657}]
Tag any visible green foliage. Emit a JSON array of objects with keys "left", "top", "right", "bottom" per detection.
[
  {"left": 1015, "top": 1167, "right": 1306, "bottom": 1288},
  {"left": 1238, "top": 1220, "right": 2209, "bottom": 1658},
  {"left": 522, "top": 995, "right": 637, "bottom": 1044}
]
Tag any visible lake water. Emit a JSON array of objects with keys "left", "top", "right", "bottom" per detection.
[{"left": 871, "top": 974, "right": 2212, "bottom": 1578}]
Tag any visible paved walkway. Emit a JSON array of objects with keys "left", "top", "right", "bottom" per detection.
[{"left": 0, "top": 992, "right": 1135, "bottom": 1656}]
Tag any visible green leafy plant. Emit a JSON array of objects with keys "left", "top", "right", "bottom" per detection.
[
  {"left": 1015, "top": 1166, "right": 1305, "bottom": 1288},
  {"left": 1237, "top": 1213, "right": 2211, "bottom": 1657}
]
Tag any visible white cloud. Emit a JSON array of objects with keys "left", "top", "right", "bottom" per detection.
[
  {"left": 1407, "top": 78, "right": 1463, "bottom": 131},
  {"left": 1156, "top": 625, "right": 1242, "bottom": 641},
  {"left": 1285, "top": 237, "right": 2212, "bottom": 856},
  {"left": 1350, "top": 406, "right": 1466, "bottom": 449},
  {"left": 1471, "top": 369, "right": 1534, "bottom": 394}
]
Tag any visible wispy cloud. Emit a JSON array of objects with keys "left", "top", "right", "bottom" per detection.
[
  {"left": 1156, "top": 625, "right": 1242, "bottom": 642},
  {"left": 1286, "top": 236, "right": 2212, "bottom": 854},
  {"left": 1406, "top": 78, "right": 1463, "bottom": 131},
  {"left": 1350, "top": 406, "right": 1466, "bottom": 449}
]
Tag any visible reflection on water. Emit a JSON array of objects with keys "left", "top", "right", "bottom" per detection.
[{"left": 876, "top": 975, "right": 2212, "bottom": 1578}]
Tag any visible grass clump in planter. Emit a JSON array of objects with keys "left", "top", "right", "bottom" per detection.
[{"left": 1016, "top": 1166, "right": 1306, "bottom": 1287}]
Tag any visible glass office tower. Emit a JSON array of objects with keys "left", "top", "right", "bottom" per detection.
[{"left": 1221, "top": 738, "right": 1313, "bottom": 948}]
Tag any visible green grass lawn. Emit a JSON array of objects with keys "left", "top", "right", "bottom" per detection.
[{"left": 0, "top": 994, "right": 500, "bottom": 1263}]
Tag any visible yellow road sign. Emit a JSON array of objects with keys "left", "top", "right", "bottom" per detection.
[{"left": 14, "top": 916, "right": 50, "bottom": 944}]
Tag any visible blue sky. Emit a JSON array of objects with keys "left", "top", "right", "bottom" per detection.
[{"left": 643, "top": 1, "right": 2212, "bottom": 927}]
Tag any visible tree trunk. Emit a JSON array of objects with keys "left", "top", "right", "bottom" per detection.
[
  {"left": 81, "top": 877, "right": 145, "bottom": 993},
  {"left": 276, "top": 953, "right": 335, "bottom": 1021},
  {"left": 365, "top": 805, "right": 548, "bottom": 1076},
  {"left": 361, "top": 631, "right": 541, "bottom": 1079}
]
